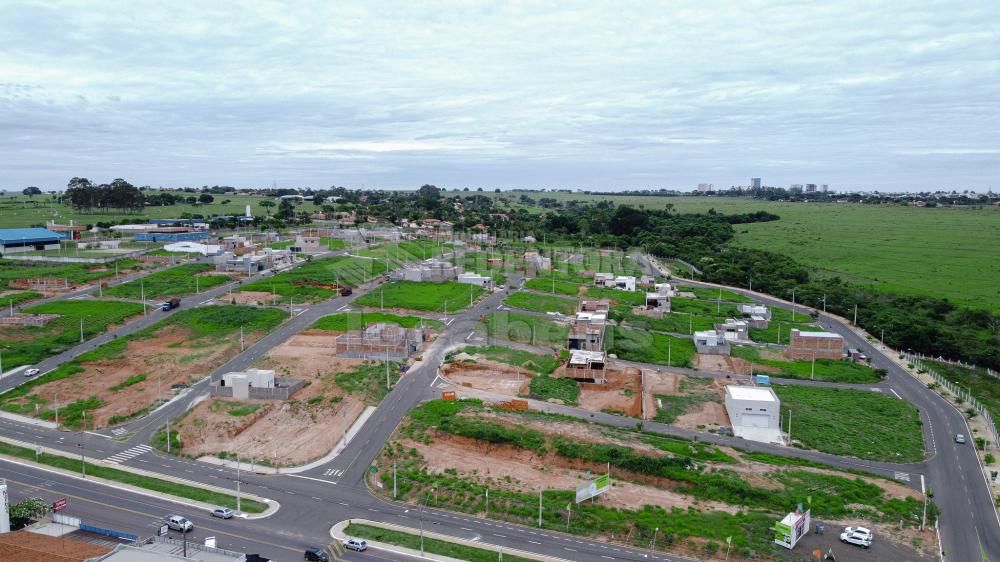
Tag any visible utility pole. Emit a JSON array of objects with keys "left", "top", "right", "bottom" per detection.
[
  {"left": 166, "top": 420, "right": 171, "bottom": 453},
  {"left": 822, "top": 294, "right": 827, "bottom": 313},
  {"left": 236, "top": 452, "right": 242, "bottom": 514},
  {"left": 240, "top": 325, "right": 244, "bottom": 352},
  {"left": 78, "top": 443, "right": 86, "bottom": 478},
  {"left": 853, "top": 304, "right": 858, "bottom": 326},
  {"left": 787, "top": 409, "right": 792, "bottom": 442},
  {"left": 791, "top": 288, "right": 796, "bottom": 321},
  {"left": 393, "top": 459, "right": 397, "bottom": 499},
  {"left": 79, "top": 317, "right": 84, "bottom": 343},
  {"left": 141, "top": 280, "right": 146, "bottom": 316},
  {"left": 811, "top": 353, "right": 815, "bottom": 380},
  {"left": 538, "top": 487, "right": 543, "bottom": 527}
]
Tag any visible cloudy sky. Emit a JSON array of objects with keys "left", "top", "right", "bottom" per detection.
[{"left": 2, "top": 1, "right": 998, "bottom": 192}]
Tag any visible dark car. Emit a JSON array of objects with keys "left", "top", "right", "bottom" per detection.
[{"left": 304, "top": 547, "right": 329, "bottom": 562}]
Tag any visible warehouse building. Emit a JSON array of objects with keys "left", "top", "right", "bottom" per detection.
[
  {"left": 724, "top": 385, "right": 783, "bottom": 444},
  {"left": 0, "top": 227, "right": 64, "bottom": 255}
]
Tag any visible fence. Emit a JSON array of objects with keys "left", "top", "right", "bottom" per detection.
[
  {"left": 209, "top": 378, "right": 305, "bottom": 400},
  {"left": 79, "top": 523, "right": 138, "bottom": 542},
  {"left": 908, "top": 352, "right": 999, "bottom": 447}
]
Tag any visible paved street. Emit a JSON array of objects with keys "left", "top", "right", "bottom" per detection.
[{"left": 0, "top": 253, "right": 996, "bottom": 561}]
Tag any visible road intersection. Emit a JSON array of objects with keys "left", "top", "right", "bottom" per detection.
[{"left": 0, "top": 253, "right": 996, "bottom": 561}]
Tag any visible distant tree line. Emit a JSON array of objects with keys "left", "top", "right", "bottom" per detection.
[{"left": 64, "top": 177, "right": 144, "bottom": 213}]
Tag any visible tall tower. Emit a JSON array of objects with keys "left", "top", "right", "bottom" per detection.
[{"left": 751, "top": 177, "right": 762, "bottom": 190}]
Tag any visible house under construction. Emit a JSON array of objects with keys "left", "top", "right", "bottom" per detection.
[
  {"left": 564, "top": 349, "right": 609, "bottom": 383},
  {"left": 334, "top": 323, "right": 424, "bottom": 361}
]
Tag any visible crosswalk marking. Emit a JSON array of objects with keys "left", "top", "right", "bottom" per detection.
[
  {"left": 894, "top": 471, "right": 910, "bottom": 482},
  {"left": 104, "top": 444, "right": 153, "bottom": 464},
  {"left": 323, "top": 468, "right": 344, "bottom": 478},
  {"left": 111, "top": 428, "right": 127, "bottom": 436}
]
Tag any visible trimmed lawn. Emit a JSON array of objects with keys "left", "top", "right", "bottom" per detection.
[
  {"left": 240, "top": 255, "right": 387, "bottom": 301},
  {"left": 482, "top": 311, "right": 570, "bottom": 346},
  {"left": 104, "top": 263, "right": 228, "bottom": 298},
  {"left": 504, "top": 292, "right": 577, "bottom": 315},
  {"left": 356, "top": 281, "right": 483, "bottom": 312},
  {"left": 606, "top": 327, "right": 696, "bottom": 368},
  {"left": 0, "top": 439, "right": 266, "bottom": 512},
  {"left": 773, "top": 385, "right": 924, "bottom": 462},
  {"left": 524, "top": 277, "right": 581, "bottom": 295},
  {"left": 311, "top": 312, "right": 443, "bottom": 331},
  {"left": 0, "top": 300, "right": 145, "bottom": 370},
  {"left": 459, "top": 345, "right": 560, "bottom": 374},
  {"left": 344, "top": 523, "right": 536, "bottom": 562},
  {"left": 731, "top": 346, "right": 884, "bottom": 384}
]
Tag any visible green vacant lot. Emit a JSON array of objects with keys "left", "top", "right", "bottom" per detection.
[
  {"left": 0, "top": 300, "right": 145, "bottom": 370},
  {"left": 732, "top": 346, "right": 884, "bottom": 384},
  {"left": 0, "top": 258, "right": 147, "bottom": 288},
  {"left": 104, "top": 263, "right": 229, "bottom": 299},
  {"left": 523, "top": 277, "right": 580, "bottom": 295},
  {"left": 240, "top": 255, "right": 387, "bottom": 301},
  {"left": 606, "top": 326, "right": 696, "bottom": 368},
  {"left": 457, "top": 345, "right": 560, "bottom": 375},
  {"left": 355, "top": 240, "right": 444, "bottom": 262},
  {"left": 774, "top": 385, "right": 924, "bottom": 462},
  {"left": 482, "top": 311, "right": 570, "bottom": 346},
  {"left": 311, "top": 312, "right": 443, "bottom": 331},
  {"left": 504, "top": 292, "right": 577, "bottom": 315},
  {"left": 356, "top": 281, "right": 483, "bottom": 312}
]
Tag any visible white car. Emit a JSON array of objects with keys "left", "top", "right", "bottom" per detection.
[
  {"left": 166, "top": 515, "right": 193, "bottom": 532},
  {"left": 23, "top": 368, "right": 40, "bottom": 377},
  {"left": 841, "top": 530, "right": 872, "bottom": 549},
  {"left": 844, "top": 526, "right": 873, "bottom": 540},
  {"left": 343, "top": 538, "right": 367, "bottom": 552}
]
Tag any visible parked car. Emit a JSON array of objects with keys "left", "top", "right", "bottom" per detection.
[
  {"left": 343, "top": 538, "right": 367, "bottom": 552},
  {"left": 166, "top": 515, "right": 193, "bottom": 532},
  {"left": 840, "top": 530, "right": 873, "bottom": 549},
  {"left": 303, "top": 547, "right": 329, "bottom": 561},
  {"left": 844, "top": 526, "right": 873, "bottom": 540},
  {"left": 211, "top": 508, "right": 233, "bottom": 519},
  {"left": 23, "top": 368, "right": 40, "bottom": 377},
  {"left": 955, "top": 434, "right": 967, "bottom": 444}
]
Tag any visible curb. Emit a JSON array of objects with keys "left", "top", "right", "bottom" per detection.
[
  {"left": 0, "top": 434, "right": 279, "bottom": 519},
  {"left": 331, "top": 519, "right": 574, "bottom": 562}
]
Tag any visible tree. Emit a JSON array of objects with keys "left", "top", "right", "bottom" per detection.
[
  {"left": 198, "top": 193, "right": 215, "bottom": 204},
  {"left": 277, "top": 198, "right": 295, "bottom": 219},
  {"left": 260, "top": 200, "right": 276, "bottom": 216},
  {"left": 9, "top": 497, "right": 50, "bottom": 530},
  {"left": 22, "top": 186, "right": 42, "bottom": 197},
  {"left": 185, "top": 196, "right": 197, "bottom": 205}
]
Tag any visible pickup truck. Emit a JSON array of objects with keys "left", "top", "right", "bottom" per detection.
[{"left": 160, "top": 298, "right": 181, "bottom": 311}]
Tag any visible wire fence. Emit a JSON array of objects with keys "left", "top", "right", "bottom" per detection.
[{"left": 907, "top": 352, "right": 999, "bottom": 448}]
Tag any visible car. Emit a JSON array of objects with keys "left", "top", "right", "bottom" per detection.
[
  {"left": 166, "top": 515, "right": 193, "bottom": 532},
  {"left": 23, "top": 368, "right": 40, "bottom": 377},
  {"left": 303, "top": 547, "right": 329, "bottom": 561},
  {"left": 840, "top": 531, "right": 872, "bottom": 549},
  {"left": 343, "top": 538, "right": 367, "bottom": 552},
  {"left": 211, "top": 508, "right": 233, "bottom": 519},
  {"left": 955, "top": 434, "right": 967, "bottom": 444},
  {"left": 844, "top": 526, "right": 873, "bottom": 540}
]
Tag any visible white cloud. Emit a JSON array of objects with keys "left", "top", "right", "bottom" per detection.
[{"left": 0, "top": 0, "right": 997, "bottom": 191}]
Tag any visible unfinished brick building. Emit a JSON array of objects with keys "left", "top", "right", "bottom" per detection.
[
  {"left": 334, "top": 323, "right": 424, "bottom": 361},
  {"left": 787, "top": 328, "right": 845, "bottom": 360}
]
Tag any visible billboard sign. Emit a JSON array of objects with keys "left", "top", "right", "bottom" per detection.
[
  {"left": 575, "top": 474, "right": 610, "bottom": 503},
  {"left": 774, "top": 509, "right": 810, "bottom": 549},
  {"left": 52, "top": 498, "right": 67, "bottom": 512}
]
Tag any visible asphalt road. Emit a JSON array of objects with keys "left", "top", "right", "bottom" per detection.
[{"left": 3, "top": 249, "right": 997, "bottom": 561}]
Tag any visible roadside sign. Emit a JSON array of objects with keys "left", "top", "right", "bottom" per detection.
[
  {"left": 575, "top": 473, "right": 610, "bottom": 503},
  {"left": 370, "top": 466, "right": 377, "bottom": 474},
  {"left": 52, "top": 498, "right": 67, "bottom": 512},
  {"left": 158, "top": 524, "right": 169, "bottom": 536}
]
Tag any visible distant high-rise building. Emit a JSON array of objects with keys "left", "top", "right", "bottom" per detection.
[
  {"left": 697, "top": 183, "right": 714, "bottom": 192},
  {"left": 751, "top": 177, "right": 762, "bottom": 189},
  {"left": 805, "top": 184, "right": 817, "bottom": 193},
  {"left": 821, "top": 184, "right": 829, "bottom": 192}
]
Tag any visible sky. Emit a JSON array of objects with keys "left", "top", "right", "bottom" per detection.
[{"left": 1, "top": 1, "right": 998, "bottom": 193}]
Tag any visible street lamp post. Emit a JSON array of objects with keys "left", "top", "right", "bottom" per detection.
[{"left": 419, "top": 487, "right": 435, "bottom": 556}]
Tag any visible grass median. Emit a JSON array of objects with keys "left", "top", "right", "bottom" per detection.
[
  {"left": 0, "top": 440, "right": 267, "bottom": 513},
  {"left": 344, "top": 522, "right": 537, "bottom": 562}
]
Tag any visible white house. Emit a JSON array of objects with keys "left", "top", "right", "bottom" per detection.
[
  {"left": 724, "top": 385, "right": 783, "bottom": 444},
  {"left": 694, "top": 329, "right": 730, "bottom": 355},
  {"left": 457, "top": 271, "right": 493, "bottom": 289},
  {"left": 614, "top": 276, "right": 636, "bottom": 292},
  {"left": 593, "top": 272, "right": 615, "bottom": 287},
  {"left": 163, "top": 241, "right": 223, "bottom": 256},
  {"left": 717, "top": 318, "right": 750, "bottom": 342}
]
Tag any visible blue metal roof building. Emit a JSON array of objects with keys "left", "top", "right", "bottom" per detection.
[
  {"left": 134, "top": 231, "right": 209, "bottom": 243},
  {"left": 0, "top": 228, "right": 65, "bottom": 255}
]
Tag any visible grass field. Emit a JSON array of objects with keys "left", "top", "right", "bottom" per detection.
[
  {"left": 582, "top": 286, "right": 648, "bottom": 306},
  {"left": 0, "top": 193, "right": 278, "bottom": 228},
  {"left": 459, "top": 345, "right": 560, "bottom": 375},
  {"left": 333, "top": 361, "right": 401, "bottom": 406},
  {"left": 523, "top": 277, "right": 581, "bottom": 295},
  {"left": 0, "top": 439, "right": 266, "bottom": 512},
  {"left": 356, "top": 281, "right": 483, "bottom": 312},
  {"left": 240, "top": 255, "right": 387, "bottom": 301},
  {"left": 612, "top": 306, "right": 719, "bottom": 334},
  {"left": 311, "top": 312, "right": 444, "bottom": 331},
  {"left": 104, "top": 263, "right": 229, "bottom": 299},
  {"left": 0, "top": 258, "right": 147, "bottom": 287},
  {"left": 606, "top": 327, "right": 696, "bottom": 368},
  {"left": 0, "top": 300, "right": 145, "bottom": 370},
  {"left": 924, "top": 360, "right": 1000, "bottom": 420},
  {"left": 773, "top": 385, "right": 924, "bottom": 462},
  {"left": 481, "top": 311, "right": 570, "bottom": 346},
  {"left": 0, "top": 291, "right": 42, "bottom": 307},
  {"left": 503, "top": 292, "right": 577, "bottom": 315},
  {"left": 356, "top": 240, "right": 444, "bottom": 263},
  {"left": 732, "top": 346, "right": 884, "bottom": 383}
]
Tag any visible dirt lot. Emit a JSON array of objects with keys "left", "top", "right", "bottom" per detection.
[
  {"left": 578, "top": 369, "right": 641, "bottom": 417},
  {"left": 694, "top": 353, "right": 779, "bottom": 375},
  {"left": 393, "top": 410, "right": 935, "bottom": 559},
  {"left": 175, "top": 335, "right": 370, "bottom": 466},
  {"left": 443, "top": 360, "right": 532, "bottom": 396},
  {"left": 227, "top": 290, "right": 282, "bottom": 306},
  {"left": 22, "top": 326, "right": 256, "bottom": 427}
]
